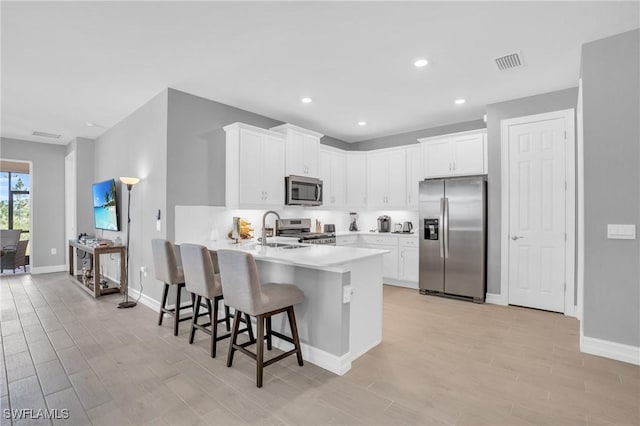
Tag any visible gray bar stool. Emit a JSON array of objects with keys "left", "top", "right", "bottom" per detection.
[
  {"left": 217, "top": 249, "right": 304, "bottom": 388},
  {"left": 151, "top": 239, "right": 196, "bottom": 336},
  {"left": 180, "top": 244, "right": 254, "bottom": 357}
]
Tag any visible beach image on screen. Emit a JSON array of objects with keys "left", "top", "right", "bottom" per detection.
[{"left": 93, "top": 180, "right": 118, "bottom": 230}]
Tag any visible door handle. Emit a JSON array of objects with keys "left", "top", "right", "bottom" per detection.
[
  {"left": 444, "top": 197, "right": 449, "bottom": 258},
  {"left": 315, "top": 184, "right": 321, "bottom": 201},
  {"left": 439, "top": 198, "right": 445, "bottom": 258},
  {"left": 511, "top": 236, "right": 525, "bottom": 240}
]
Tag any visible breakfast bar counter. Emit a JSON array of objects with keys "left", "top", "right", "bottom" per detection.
[{"left": 178, "top": 238, "right": 388, "bottom": 375}]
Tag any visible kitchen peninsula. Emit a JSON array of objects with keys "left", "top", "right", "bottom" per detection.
[{"left": 180, "top": 237, "right": 388, "bottom": 375}]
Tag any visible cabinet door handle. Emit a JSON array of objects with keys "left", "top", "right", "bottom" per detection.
[
  {"left": 408, "top": 195, "right": 411, "bottom": 203},
  {"left": 449, "top": 163, "right": 452, "bottom": 171},
  {"left": 453, "top": 163, "right": 456, "bottom": 171}
]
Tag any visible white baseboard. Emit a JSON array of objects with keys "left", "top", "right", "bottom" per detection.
[
  {"left": 383, "top": 278, "right": 419, "bottom": 290},
  {"left": 580, "top": 335, "right": 640, "bottom": 365},
  {"left": 271, "top": 336, "right": 352, "bottom": 376},
  {"left": 485, "top": 292, "right": 507, "bottom": 305},
  {"left": 31, "top": 264, "right": 67, "bottom": 274},
  {"left": 127, "top": 286, "right": 161, "bottom": 312}
]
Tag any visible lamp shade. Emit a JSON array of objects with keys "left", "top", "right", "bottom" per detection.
[{"left": 119, "top": 177, "right": 140, "bottom": 186}]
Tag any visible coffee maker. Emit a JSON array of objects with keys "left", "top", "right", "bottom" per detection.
[{"left": 377, "top": 215, "right": 391, "bottom": 233}]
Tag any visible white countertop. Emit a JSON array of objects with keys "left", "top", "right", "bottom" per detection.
[
  {"left": 335, "top": 230, "right": 418, "bottom": 239},
  {"left": 200, "top": 237, "right": 389, "bottom": 272}
]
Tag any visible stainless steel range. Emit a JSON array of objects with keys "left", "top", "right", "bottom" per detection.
[{"left": 276, "top": 218, "right": 336, "bottom": 245}]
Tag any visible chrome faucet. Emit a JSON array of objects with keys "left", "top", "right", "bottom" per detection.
[{"left": 261, "top": 210, "right": 280, "bottom": 246}]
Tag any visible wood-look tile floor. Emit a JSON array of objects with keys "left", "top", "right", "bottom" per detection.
[{"left": 1, "top": 273, "right": 638, "bottom": 426}]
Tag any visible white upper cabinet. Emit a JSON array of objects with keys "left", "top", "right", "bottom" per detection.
[
  {"left": 319, "top": 146, "right": 346, "bottom": 207},
  {"left": 270, "top": 124, "right": 323, "bottom": 177},
  {"left": 346, "top": 152, "right": 367, "bottom": 208},
  {"left": 419, "top": 129, "right": 487, "bottom": 178},
  {"left": 366, "top": 149, "right": 406, "bottom": 209},
  {"left": 405, "top": 145, "right": 423, "bottom": 209},
  {"left": 224, "top": 122, "right": 286, "bottom": 208}
]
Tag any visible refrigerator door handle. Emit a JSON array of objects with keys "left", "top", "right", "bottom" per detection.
[
  {"left": 444, "top": 197, "right": 450, "bottom": 258},
  {"left": 439, "top": 197, "right": 445, "bottom": 258}
]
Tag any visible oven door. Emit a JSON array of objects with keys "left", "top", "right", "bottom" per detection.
[{"left": 285, "top": 176, "right": 323, "bottom": 206}]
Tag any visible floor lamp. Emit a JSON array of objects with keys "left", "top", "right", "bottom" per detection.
[{"left": 118, "top": 176, "right": 140, "bottom": 309}]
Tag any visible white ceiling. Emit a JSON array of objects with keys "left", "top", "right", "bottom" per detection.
[{"left": 2, "top": 1, "right": 638, "bottom": 145}]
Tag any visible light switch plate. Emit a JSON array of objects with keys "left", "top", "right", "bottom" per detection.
[
  {"left": 607, "top": 224, "right": 636, "bottom": 240},
  {"left": 342, "top": 285, "right": 354, "bottom": 303}
]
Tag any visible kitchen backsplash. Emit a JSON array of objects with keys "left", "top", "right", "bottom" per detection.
[{"left": 175, "top": 206, "right": 419, "bottom": 245}]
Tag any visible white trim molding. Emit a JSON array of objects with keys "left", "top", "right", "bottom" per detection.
[
  {"left": 271, "top": 336, "right": 352, "bottom": 376},
  {"left": 500, "top": 109, "right": 577, "bottom": 317},
  {"left": 581, "top": 335, "right": 640, "bottom": 365},
  {"left": 126, "top": 286, "right": 161, "bottom": 312},
  {"left": 485, "top": 292, "right": 508, "bottom": 306},
  {"left": 31, "top": 264, "right": 67, "bottom": 274}
]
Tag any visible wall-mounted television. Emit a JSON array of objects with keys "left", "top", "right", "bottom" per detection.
[{"left": 92, "top": 179, "right": 120, "bottom": 231}]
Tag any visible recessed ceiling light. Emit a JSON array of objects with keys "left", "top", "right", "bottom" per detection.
[
  {"left": 454, "top": 99, "right": 466, "bottom": 105},
  {"left": 301, "top": 97, "right": 312, "bottom": 104},
  {"left": 358, "top": 121, "right": 367, "bottom": 126},
  {"left": 85, "top": 121, "right": 105, "bottom": 128},
  {"left": 413, "top": 59, "right": 429, "bottom": 68}
]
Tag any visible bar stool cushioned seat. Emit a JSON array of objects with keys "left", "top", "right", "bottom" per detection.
[
  {"left": 151, "top": 239, "right": 195, "bottom": 336},
  {"left": 180, "top": 244, "right": 254, "bottom": 357},
  {"left": 217, "top": 249, "right": 304, "bottom": 388}
]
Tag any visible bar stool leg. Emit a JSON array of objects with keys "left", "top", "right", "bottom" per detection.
[
  {"left": 287, "top": 307, "right": 304, "bottom": 366},
  {"left": 174, "top": 286, "right": 182, "bottom": 336},
  {"left": 265, "top": 317, "right": 272, "bottom": 350},
  {"left": 210, "top": 298, "right": 219, "bottom": 358},
  {"left": 224, "top": 305, "right": 231, "bottom": 331},
  {"left": 243, "top": 313, "right": 254, "bottom": 342},
  {"left": 158, "top": 283, "right": 169, "bottom": 325},
  {"left": 256, "top": 315, "right": 265, "bottom": 388},
  {"left": 189, "top": 295, "right": 201, "bottom": 344},
  {"left": 227, "top": 310, "right": 241, "bottom": 367}
]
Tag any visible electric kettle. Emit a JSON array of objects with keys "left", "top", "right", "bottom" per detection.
[{"left": 402, "top": 221, "right": 413, "bottom": 233}]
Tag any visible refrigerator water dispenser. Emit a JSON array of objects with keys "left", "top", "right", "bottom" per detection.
[{"left": 424, "top": 219, "right": 439, "bottom": 240}]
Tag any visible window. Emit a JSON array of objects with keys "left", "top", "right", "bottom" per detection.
[{"left": 0, "top": 171, "right": 30, "bottom": 242}]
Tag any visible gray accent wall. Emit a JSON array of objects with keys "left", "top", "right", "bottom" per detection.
[
  {"left": 93, "top": 90, "right": 168, "bottom": 302},
  {"left": 581, "top": 29, "right": 639, "bottom": 347},
  {"left": 66, "top": 137, "right": 95, "bottom": 236},
  {"left": 485, "top": 87, "right": 578, "bottom": 294},
  {"left": 0, "top": 137, "right": 66, "bottom": 268},
  {"left": 166, "top": 89, "right": 281, "bottom": 240},
  {"left": 351, "top": 119, "right": 486, "bottom": 151},
  {"left": 165, "top": 88, "right": 352, "bottom": 240}
]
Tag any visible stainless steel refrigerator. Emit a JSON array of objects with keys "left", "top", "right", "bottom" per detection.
[{"left": 419, "top": 176, "right": 487, "bottom": 303}]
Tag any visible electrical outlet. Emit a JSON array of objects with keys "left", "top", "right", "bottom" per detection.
[
  {"left": 50, "top": 248, "right": 57, "bottom": 255},
  {"left": 140, "top": 266, "right": 147, "bottom": 277}
]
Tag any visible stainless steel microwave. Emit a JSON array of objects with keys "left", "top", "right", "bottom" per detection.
[{"left": 285, "top": 175, "right": 323, "bottom": 206}]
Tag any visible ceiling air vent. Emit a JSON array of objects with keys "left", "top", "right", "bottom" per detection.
[
  {"left": 32, "top": 131, "right": 62, "bottom": 139},
  {"left": 494, "top": 51, "right": 524, "bottom": 71}
]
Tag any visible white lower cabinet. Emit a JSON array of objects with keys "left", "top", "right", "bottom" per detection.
[
  {"left": 355, "top": 234, "right": 419, "bottom": 285},
  {"left": 398, "top": 239, "right": 419, "bottom": 282},
  {"left": 336, "top": 235, "right": 358, "bottom": 247},
  {"left": 360, "top": 235, "right": 399, "bottom": 280}
]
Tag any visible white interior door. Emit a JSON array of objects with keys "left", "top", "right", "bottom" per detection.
[
  {"left": 508, "top": 118, "right": 567, "bottom": 312},
  {"left": 64, "top": 151, "right": 77, "bottom": 268}
]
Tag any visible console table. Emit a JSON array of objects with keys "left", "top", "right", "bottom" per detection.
[{"left": 68, "top": 240, "right": 126, "bottom": 298}]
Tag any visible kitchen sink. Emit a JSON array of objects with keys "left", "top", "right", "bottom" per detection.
[{"left": 260, "top": 242, "right": 307, "bottom": 249}]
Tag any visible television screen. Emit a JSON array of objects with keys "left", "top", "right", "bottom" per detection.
[{"left": 93, "top": 179, "right": 120, "bottom": 231}]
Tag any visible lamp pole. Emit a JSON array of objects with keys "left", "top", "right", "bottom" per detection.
[{"left": 118, "top": 177, "right": 139, "bottom": 309}]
